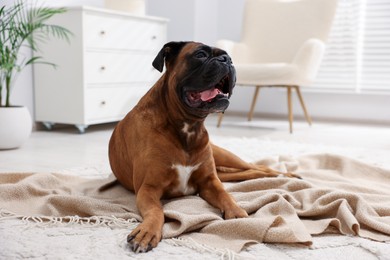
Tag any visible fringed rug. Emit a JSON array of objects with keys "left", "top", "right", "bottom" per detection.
[{"left": 1, "top": 137, "right": 390, "bottom": 259}]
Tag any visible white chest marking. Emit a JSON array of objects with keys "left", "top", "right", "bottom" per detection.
[
  {"left": 172, "top": 163, "right": 200, "bottom": 195},
  {"left": 182, "top": 123, "right": 195, "bottom": 140}
]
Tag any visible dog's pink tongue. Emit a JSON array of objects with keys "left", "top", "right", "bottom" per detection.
[{"left": 200, "top": 88, "right": 221, "bottom": 102}]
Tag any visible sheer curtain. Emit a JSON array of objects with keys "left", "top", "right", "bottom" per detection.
[
  {"left": 361, "top": 0, "right": 390, "bottom": 91},
  {"left": 312, "top": 0, "right": 390, "bottom": 93}
]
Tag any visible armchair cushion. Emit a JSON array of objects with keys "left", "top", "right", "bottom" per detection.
[
  {"left": 216, "top": 40, "right": 249, "bottom": 64},
  {"left": 234, "top": 63, "right": 300, "bottom": 86},
  {"left": 292, "top": 38, "right": 326, "bottom": 82},
  {"left": 217, "top": 38, "right": 326, "bottom": 86}
]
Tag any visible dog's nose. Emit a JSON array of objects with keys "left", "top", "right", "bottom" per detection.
[{"left": 217, "top": 54, "right": 231, "bottom": 64}]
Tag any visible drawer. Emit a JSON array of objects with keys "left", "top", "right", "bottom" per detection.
[
  {"left": 85, "top": 85, "right": 150, "bottom": 121},
  {"left": 84, "top": 13, "right": 166, "bottom": 51},
  {"left": 84, "top": 51, "right": 161, "bottom": 84}
]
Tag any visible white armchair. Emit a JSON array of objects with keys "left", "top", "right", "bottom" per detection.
[{"left": 217, "top": 0, "right": 338, "bottom": 133}]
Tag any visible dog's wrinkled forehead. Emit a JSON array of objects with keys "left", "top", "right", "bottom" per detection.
[{"left": 152, "top": 41, "right": 227, "bottom": 73}]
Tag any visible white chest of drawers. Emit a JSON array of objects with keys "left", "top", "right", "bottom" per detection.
[{"left": 33, "top": 6, "right": 168, "bottom": 133}]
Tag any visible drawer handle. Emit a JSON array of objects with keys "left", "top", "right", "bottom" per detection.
[
  {"left": 101, "top": 101, "right": 106, "bottom": 105},
  {"left": 100, "top": 30, "right": 106, "bottom": 36},
  {"left": 151, "top": 35, "right": 157, "bottom": 40},
  {"left": 100, "top": 66, "right": 106, "bottom": 71}
]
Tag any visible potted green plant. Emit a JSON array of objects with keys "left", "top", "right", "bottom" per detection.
[{"left": 0, "top": 1, "right": 71, "bottom": 149}]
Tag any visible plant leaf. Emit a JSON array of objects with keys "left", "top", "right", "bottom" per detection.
[{"left": 0, "top": 0, "right": 72, "bottom": 106}]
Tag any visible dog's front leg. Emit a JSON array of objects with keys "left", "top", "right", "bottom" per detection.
[
  {"left": 199, "top": 175, "right": 248, "bottom": 219},
  {"left": 127, "top": 185, "right": 164, "bottom": 253}
]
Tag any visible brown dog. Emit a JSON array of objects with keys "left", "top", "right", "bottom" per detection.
[{"left": 108, "top": 41, "right": 298, "bottom": 253}]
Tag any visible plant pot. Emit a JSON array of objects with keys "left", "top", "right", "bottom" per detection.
[{"left": 0, "top": 106, "right": 32, "bottom": 150}]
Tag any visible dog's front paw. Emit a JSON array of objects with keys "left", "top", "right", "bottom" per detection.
[
  {"left": 223, "top": 206, "right": 248, "bottom": 219},
  {"left": 127, "top": 223, "right": 162, "bottom": 253}
]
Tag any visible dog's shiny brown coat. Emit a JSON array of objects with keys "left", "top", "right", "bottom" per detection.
[{"left": 108, "top": 42, "right": 297, "bottom": 253}]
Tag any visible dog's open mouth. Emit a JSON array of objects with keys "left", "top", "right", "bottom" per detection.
[{"left": 185, "top": 75, "right": 230, "bottom": 108}]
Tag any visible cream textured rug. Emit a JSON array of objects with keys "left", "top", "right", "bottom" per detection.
[{"left": 1, "top": 137, "right": 390, "bottom": 259}]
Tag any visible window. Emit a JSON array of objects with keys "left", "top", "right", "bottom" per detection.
[
  {"left": 313, "top": 0, "right": 390, "bottom": 93},
  {"left": 361, "top": 0, "right": 390, "bottom": 91}
]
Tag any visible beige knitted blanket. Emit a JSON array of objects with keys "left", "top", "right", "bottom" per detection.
[{"left": 1, "top": 154, "right": 389, "bottom": 252}]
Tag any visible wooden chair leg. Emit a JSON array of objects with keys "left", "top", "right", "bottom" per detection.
[
  {"left": 217, "top": 113, "right": 224, "bottom": 127},
  {"left": 248, "top": 86, "right": 261, "bottom": 121},
  {"left": 293, "top": 86, "right": 312, "bottom": 126},
  {"left": 287, "top": 86, "right": 293, "bottom": 133}
]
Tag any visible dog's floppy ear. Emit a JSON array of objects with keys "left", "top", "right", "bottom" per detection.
[{"left": 152, "top": 41, "right": 188, "bottom": 72}]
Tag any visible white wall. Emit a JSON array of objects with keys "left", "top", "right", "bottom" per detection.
[
  {"left": 4, "top": 0, "right": 390, "bottom": 124},
  {"left": 146, "top": 0, "right": 244, "bottom": 45},
  {"left": 146, "top": 0, "right": 196, "bottom": 42},
  {"left": 216, "top": 0, "right": 244, "bottom": 42}
]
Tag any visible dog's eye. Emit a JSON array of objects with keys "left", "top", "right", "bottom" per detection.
[{"left": 195, "top": 51, "right": 208, "bottom": 59}]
